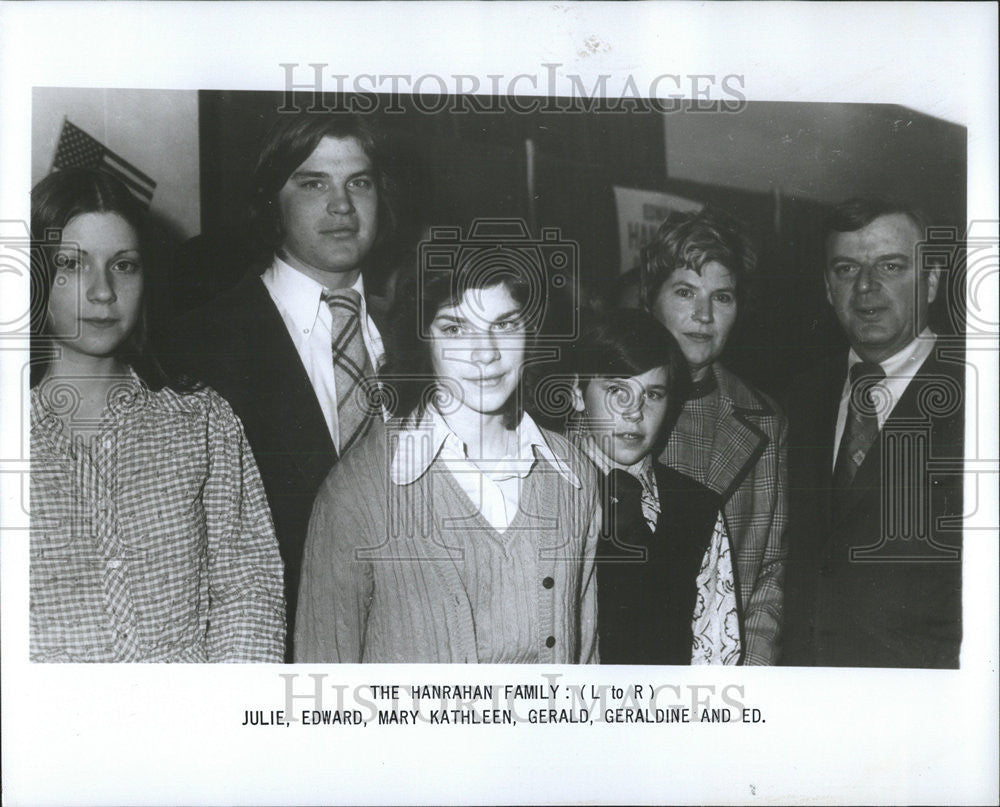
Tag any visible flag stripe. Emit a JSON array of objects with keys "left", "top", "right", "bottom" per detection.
[
  {"left": 52, "top": 121, "right": 156, "bottom": 208},
  {"left": 103, "top": 149, "right": 156, "bottom": 189},
  {"left": 101, "top": 162, "right": 155, "bottom": 201}
]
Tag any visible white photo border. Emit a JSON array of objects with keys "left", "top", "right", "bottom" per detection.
[{"left": 1, "top": 3, "right": 997, "bottom": 805}]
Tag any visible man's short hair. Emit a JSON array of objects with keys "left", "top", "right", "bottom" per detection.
[
  {"left": 248, "top": 111, "right": 397, "bottom": 263},
  {"left": 826, "top": 195, "right": 928, "bottom": 239},
  {"left": 640, "top": 206, "right": 756, "bottom": 310}
]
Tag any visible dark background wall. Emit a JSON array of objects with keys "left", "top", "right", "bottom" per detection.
[{"left": 178, "top": 92, "right": 966, "bottom": 399}]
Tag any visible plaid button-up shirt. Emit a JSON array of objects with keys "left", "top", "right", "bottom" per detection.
[{"left": 30, "top": 373, "right": 285, "bottom": 662}]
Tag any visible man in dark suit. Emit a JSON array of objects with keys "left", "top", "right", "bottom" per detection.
[
  {"left": 165, "top": 112, "right": 397, "bottom": 658},
  {"left": 782, "top": 197, "right": 963, "bottom": 668}
]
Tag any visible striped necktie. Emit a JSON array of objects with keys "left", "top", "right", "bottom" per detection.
[
  {"left": 832, "top": 360, "right": 886, "bottom": 508},
  {"left": 322, "top": 288, "right": 373, "bottom": 455}
]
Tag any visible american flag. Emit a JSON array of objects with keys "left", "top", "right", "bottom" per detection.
[{"left": 51, "top": 120, "right": 156, "bottom": 209}]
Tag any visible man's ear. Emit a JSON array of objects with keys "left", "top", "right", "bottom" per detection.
[
  {"left": 823, "top": 237, "right": 835, "bottom": 307},
  {"left": 926, "top": 265, "right": 942, "bottom": 305},
  {"left": 570, "top": 375, "right": 586, "bottom": 413}
]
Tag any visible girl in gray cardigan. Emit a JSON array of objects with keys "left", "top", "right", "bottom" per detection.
[{"left": 295, "top": 247, "right": 600, "bottom": 663}]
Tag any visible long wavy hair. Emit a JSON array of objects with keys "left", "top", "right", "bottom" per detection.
[{"left": 30, "top": 167, "right": 187, "bottom": 391}]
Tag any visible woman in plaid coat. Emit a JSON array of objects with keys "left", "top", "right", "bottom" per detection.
[{"left": 641, "top": 207, "right": 788, "bottom": 665}]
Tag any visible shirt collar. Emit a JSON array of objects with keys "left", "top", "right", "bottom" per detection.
[
  {"left": 390, "top": 406, "right": 580, "bottom": 489},
  {"left": 267, "top": 253, "right": 367, "bottom": 334},
  {"left": 513, "top": 412, "right": 580, "bottom": 488},
  {"left": 106, "top": 368, "right": 147, "bottom": 416},
  {"left": 32, "top": 368, "right": 146, "bottom": 436},
  {"left": 847, "top": 328, "right": 936, "bottom": 378},
  {"left": 689, "top": 369, "right": 719, "bottom": 400},
  {"left": 573, "top": 431, "right": 659, "bottom": 513}
]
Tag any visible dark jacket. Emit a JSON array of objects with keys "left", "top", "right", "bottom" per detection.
[
  {"left": 596, "top": 462, "right": 723, "bottom": 665},
  {"left": 162, "top": 271, "right": 390, "bottom": 658},
  {"left": 781, "top": 341, "right": 964, "bottom": 668}
]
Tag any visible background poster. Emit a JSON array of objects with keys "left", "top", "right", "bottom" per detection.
[
  {"left": 1, "top": 3, "right": 997, "bottom": 805},
  {"left": 612, "top": 186, "right": 702, "bottom": 275}
]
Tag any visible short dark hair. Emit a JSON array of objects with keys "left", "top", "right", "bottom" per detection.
[
  {"left": 379, "top": 249, "right": 545, "bottom": 430},
  {"left": 826, "top": 195, "right": 928, "bottom": 239},
  {"left": 29, "top": 168, "right": 179, "bottom": 390},
  {"left": 248, "top": 111, "right": 398, "bottom": 266},
  {"left": 640, "top": 206, "right": 756, "bottom": 310},
  {"left": 569, "top": 307, "right": 691, "bottom": 443}
]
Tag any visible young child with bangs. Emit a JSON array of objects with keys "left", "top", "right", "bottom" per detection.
[{"left": 568, "top": 308, "right": 742, "bottom": 665}]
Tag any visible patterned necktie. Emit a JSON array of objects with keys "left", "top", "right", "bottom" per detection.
[
  {"left": 323, "top": 288, "right": 373, "bottom": 455},
  {"left": 832, "top": 360, "right": 886, "bottom": 503}
]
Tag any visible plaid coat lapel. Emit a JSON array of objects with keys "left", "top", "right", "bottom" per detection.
[
  {"left": 663, "top": 363, "right": 786, "bottom": 664},
  {"left": 704, "top": 368, "right": 772, "bottom": 502}
]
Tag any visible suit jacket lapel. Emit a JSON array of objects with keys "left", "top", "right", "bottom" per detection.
[
  {"left": 239, "top": 276, "right": 338, "bottom": 478},
  {"left": 819, "top": 357, "right": 849, "bottom": 527},
  {"left": 365, "top": 291, "right": 391, "bottom": 337},
  {"left": 834, "top": 432, "right": 881, "bottom": 524}
]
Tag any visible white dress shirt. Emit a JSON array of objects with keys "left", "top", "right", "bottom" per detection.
[
  {"left": 390, "top": 407, "right": 580, "bottom": 533},
  {"left": 832, "top": 328, "right": 937, "bottom": 469},
  {"left": 261, "top": 256, "right": 384, "bottom": 452}
]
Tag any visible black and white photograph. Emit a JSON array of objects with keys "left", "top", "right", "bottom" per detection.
[{"left": 1, "top": 3, "right": 997, "bottom": 805}]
